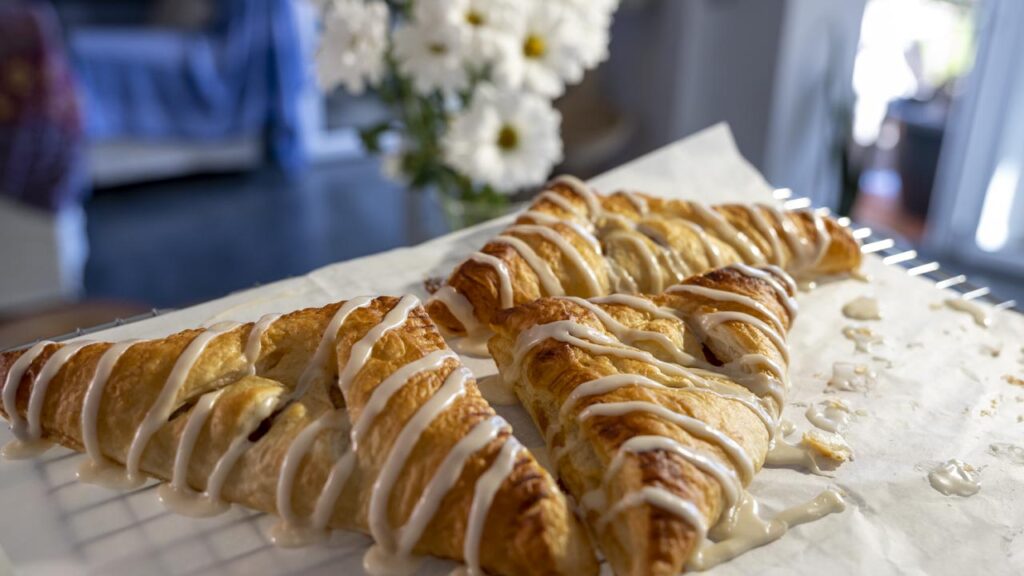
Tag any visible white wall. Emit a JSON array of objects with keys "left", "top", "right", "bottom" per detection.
[{"left": 0, "top": 199, "right": 86, "bottom": 311}]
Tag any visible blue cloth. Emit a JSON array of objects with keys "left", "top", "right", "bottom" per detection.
[{"left": 69, "top": 0, "right": 306, "bottom": 170}]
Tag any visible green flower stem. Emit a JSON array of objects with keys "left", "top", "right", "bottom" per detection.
[{"left": 367, "top": 55, "right": 507, "bottom": 216}]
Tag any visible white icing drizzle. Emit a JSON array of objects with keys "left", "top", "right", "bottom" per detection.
[
  {"left": 675, "top": 219, "right": 724, "bottom": 267},
  {"left": 27, "top": 341, "right": 93, "bottom": 440},
  {"left": 245, "top": 313, "right": 282, "bottom": 373},
  {"left": 429, "top": 285, "right": 486, "bottom": 341},
  {"left": 311, "top": 450, "right": 357, "bottom": 530},
  {"left": 726, "top": 264, "right": 798, "bottom": 318},
  {"left": 463, "top": 437, "right": 521, "bottom": 575},
  {"left": 765, "top": 206, "right": 812, "bottom": 269},
  {"left": 604, "top": 230, "right": 664, "bottom": 293},
  {"left": 518, "top": 210, "right": 601, "bottom": 252},
  {"left": 805, "top": 209, "right": 832, "bottom": 268},
  {"left": 764, "top": 439, "right": 824, "bottom": 474},
  {"left": 841, "top": 296, "right": 881, "bottom": 321},
  {"left": 699, "top": 312, "right": 789, "bottom": 364},
  {"left": 126, "top": 323, "right": 239, "bottom": 482},
  {"left": 397, "top": 417, "right": 506, "bottom": 555},
  {"left": 717, "top": 353, "right": 787, "bottom": 410},
  {"left": 744, "top": 205, "right": 785, "bottom": 265},
  {"left": 689, "top": 203, "right": 766, "bottom": 264},
  {"left": 296, "top": 296, "right": 374, "bottom": 399},
  {"left": 536, "top": 190, "right": 586, "bottom": 217},
  {"left": 805, "top": 399, "right": 854, "bottom": 433},
  {"left": 368, "top": 367, "right": 469, "bottom": 550},
  {"left": 590, "top": 293, "right": 682, "bottom": 322},
  {"left": 466, "top": 253, "right": 514, "bottom": 309},
  {"left": 275, "top": 410, "right": 348, "bottom": 527},
  {"left": 363, "top": 544, "right": 423, "bottom": 576},
  {"left": 493, "top": 234, "right": 564, "bottom": 296},
  {"left": 944, "top": 298, "right": 992, "bottom": 328},
  {"left": 352, "top": 349, "right": 457, "bottom": 448},
  {"left": 827, "top": 362, "right": 876, "bottom": 392},
  {"left": 506, "top": 224, "right": 602, "bottom": 297},
  {"left": 511, "top": 321, "right": 774, "bottom": 435},
  {"left": 338, "top": 295, "right": 420, "bottom": 395},
  {"left": 597, "top": 486, "right": 708, "bottom": 539},
  {"left": 687, "top": 489, "right": 846, "bottom": 571},
  {"left": 204, "top": 391, "right": 282, "bottom": 502},
  {"left": 560, "top": 296, "right": 697, "bottom": 366},
  {"left": 579, "top": 401, "right": 755, "bottom": 483},
  {"left": 550, "top": 174, "right": 602, "bottom": 219},
  {"left": 606, "top": 435, "right": 741, "bottom": 512},
  {"left": 2, "top": 341, "right": 53, "bottom": 446},
  {"left": 163, "top": 389, "right": 226, "bottom": 499},
  {"left": 667, "top": 284, "right": 785, "bottom": 335},
  {"left": 559, "top": 374, "right": 674, "bottom": 421},
  {"left": 927, "top": 459, "right": 981, "bottom": 497},
  {"left": 618, "top": 190, "right": 649, "bottom": 215},
  {"left": 605, "top": 258, "right": 639, "bottom": 293},
  {"left": 78, "top": 339, "right": 142, "bottom": 483},
  {"left": 841, "top": 326, "right": 884, "bottom": 354}
]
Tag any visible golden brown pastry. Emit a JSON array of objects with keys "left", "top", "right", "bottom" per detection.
[
  {"left": 488, "top": 265, "right": 806, "bottom": 575},
  {"left": 427, "top": 175, "right": 860, "bottom": 346},
  {"left": 0, "top": 296, "right": 598, "bottom": 576}
]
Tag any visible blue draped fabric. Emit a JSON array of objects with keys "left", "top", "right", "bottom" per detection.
[{"left": 69, "top": 0, "right": 306, "bottom": 170}]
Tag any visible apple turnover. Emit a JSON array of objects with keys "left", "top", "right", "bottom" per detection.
[
  {"left": 427, "top": 175, "right": 861, "bottom": 351},
  {"left": 0, "top": 296, "right": 597, "bottom": 576},
  {"left": 488, "top": 265, "right": 844, "bottom": 575}
]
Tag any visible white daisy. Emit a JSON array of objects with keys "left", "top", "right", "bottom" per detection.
[
  {"left": 414, "top": 0, "right": 523, "bottom": 66},
  {"left": 393, "top": 22, "right": 469, "bottom": 96},
  {"left": 558, "top": 0, "right": 619, "bottom": 68},
  {"left": 494, "top": 3, "right": 587, "bottom": 98},
  {"left": 443, "top": 85, "right": 563, "bottom": 193},
  {"left": 315, "top": 0, "right": 390, "bottom": 95}
]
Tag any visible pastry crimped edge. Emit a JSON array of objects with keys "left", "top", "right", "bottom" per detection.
[
  {"left": 0, "top": 296, "right": 598, "bottom": 576},
  {"left": 487, "top": 266, "right": 796, "bottom": 575}
]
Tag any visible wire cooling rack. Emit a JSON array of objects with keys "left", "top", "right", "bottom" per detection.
[
  {"left": 772, "top": 187, "right": 1018, "bottom": 313},
  {"left": 1, "top": 189, "right": 1020, "bottom": 575}
]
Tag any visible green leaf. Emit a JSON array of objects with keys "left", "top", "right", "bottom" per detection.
[{"left": 358, "top": 122, "right": 392, "bottom": 154}]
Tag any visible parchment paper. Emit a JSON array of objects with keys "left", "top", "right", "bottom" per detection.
[{"left": 1, "top": 124, "right": 1022, "bottom": 576}]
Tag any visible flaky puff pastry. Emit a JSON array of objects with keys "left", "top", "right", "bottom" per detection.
[
  {"left": 488, "top": 266, "right": 796, "bottom": 575},
  {"left": 0, "top": 296, "right": 597, "bottom": 576},
  {"left": 426, "top": 175, "right": 858, "bottom": 341}
]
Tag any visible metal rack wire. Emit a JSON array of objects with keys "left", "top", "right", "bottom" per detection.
[
  {"left": 774, "top": 187, "right": 1018, "bottom": 313},
  {"left": 4, "top": 189, "right": 1020, "bottom": 575}
]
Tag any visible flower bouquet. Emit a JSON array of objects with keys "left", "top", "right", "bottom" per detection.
[{"left": 314, "top": 0, "right": 619, "bottom": 228}]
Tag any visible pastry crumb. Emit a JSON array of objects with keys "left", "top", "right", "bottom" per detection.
[
  {"left": 1004, "top": 375, "right": 1024, "bottom": 387},
  {"left": 423, "top": 276, "right": 444, "bottom": 294},
  {"left": 981, "top": 344, "right": 1002, "bottom": 357},
  {"left": 802, "top": 429, "right": 853, "bottom": 462}
]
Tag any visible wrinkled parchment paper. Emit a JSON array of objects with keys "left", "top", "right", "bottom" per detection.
[{"left": 2, "top": 124, "right": 1022, "bottom": 576}]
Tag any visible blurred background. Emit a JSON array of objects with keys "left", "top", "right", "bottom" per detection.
[{"left": 1, "top": 0, "right": 1022, "bottom": 346}]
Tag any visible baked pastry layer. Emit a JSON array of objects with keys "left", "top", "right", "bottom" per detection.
[
  {"left": 488, "top": 265, "right": 797, "bottom": 575},
  {"left": 427, "top": 175, "right": 859, "bottom": 344},
  {"left": 0, "top": 296, "right": 597, "bottom": 576}
]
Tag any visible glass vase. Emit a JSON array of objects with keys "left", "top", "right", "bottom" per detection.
[{"left": 435, "top": 183, "right": 512, "bottom": 231}]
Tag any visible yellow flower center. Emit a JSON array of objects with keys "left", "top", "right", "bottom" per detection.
[
  {"left": 497, "top": 125, "right": 519, "bottom": 151},
  {"left": 523, "top": 34, "right": 546, "bottom": 59},
  {"left": 428, "top": 42, "right": 447, "bottom": 54},
  {"left": 466, "top": 10, "right": 484, "bottom": 26}
]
